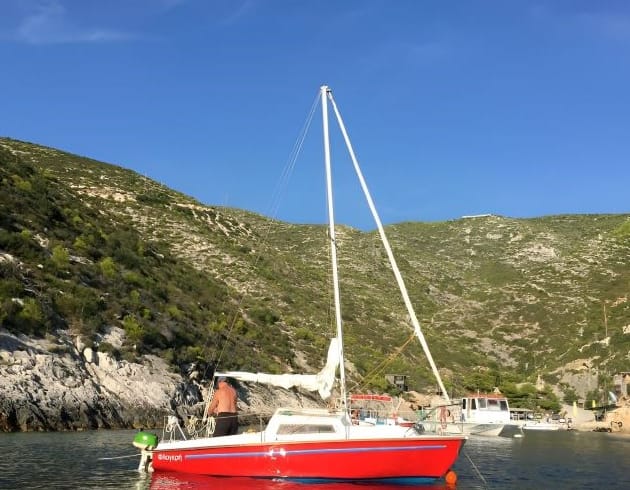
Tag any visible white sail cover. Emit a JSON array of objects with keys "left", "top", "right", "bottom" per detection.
[{"left": 216, "top": 338, "right": 340, "bottom": 400}]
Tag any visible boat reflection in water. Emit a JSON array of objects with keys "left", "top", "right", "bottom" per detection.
[{"left": 149, "top": 472, "right": 454, "bottom": 490}]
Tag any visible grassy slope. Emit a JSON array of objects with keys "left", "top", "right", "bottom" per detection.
[{"left": 1, "top": 137, "right": 629, "bottom": 399}]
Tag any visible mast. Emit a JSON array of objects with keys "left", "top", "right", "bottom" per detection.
[
  {"left": 326, "top": 88, "right": 450, "bottom": 402},
  {"left": 320, "top": 85, "right": 348, "bottom": 412}
]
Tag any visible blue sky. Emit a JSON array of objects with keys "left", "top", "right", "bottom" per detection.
[{"left": 1, "top": 0, "right": 629, "bottom": 230}]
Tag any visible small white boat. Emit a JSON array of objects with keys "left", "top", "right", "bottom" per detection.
[
  {"left": 510, "top": 408, "right": 563, "bottom": 431},
  {"left": 522, "top": 421, "right": 561, "bottom": 431},
  {"left": 420, "top": 393, "right": 512, "bottom": 437}
]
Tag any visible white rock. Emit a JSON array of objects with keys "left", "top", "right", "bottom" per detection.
[{"left": 83, "top": 347, "right": 95, "bottom": 364}]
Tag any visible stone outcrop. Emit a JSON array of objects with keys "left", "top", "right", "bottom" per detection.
[
  {"left": 5, "top": 326, "right": 630, "bottom": 436},
  {"left": 0, "top": 328, "right": 177, "bottom": 431},
  {"left": 0, "top": 328, "right": 323, "bottom": 432}
]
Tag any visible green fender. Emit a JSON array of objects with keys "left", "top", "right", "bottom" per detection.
[{"left": 133, "top": 431, "right": 158, "bottom": 450}]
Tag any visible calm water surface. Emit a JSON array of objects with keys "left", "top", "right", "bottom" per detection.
[{"left": 1, "top": 429, "right": 628, "bottom": 489}]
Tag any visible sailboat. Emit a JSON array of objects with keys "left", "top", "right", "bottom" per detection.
[{"left": 132, "top": 85, "right": 466, "bottom": 484}]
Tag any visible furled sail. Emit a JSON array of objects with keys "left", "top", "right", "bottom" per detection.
[{"left": 215, "top": 337, "right": 339, "bottom": 400}]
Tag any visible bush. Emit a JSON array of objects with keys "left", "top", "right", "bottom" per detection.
[
  {"left": 98, "top": 341, "right": 120, "bottom": 359},
  {"left": 122, "top": 314, "right": 143, "bottom": 345},
  {"left": 123, "top": 271, "right": 144, "bottom": 287},
  {"left": 51, "top": 245, "right": 69, "bottom": 271},
  {"left": 560, "top": 384, "right": 579, "bottom": 404},
  {"left": 1, "top": 297, "right": 48, "bottom": 336},
  {"left": 250, "top": 307, "right": 280, "bottom": 325},
  {"left": 137, "top": 191, "right": 171, "bottom": 205},
  {"left": 99, "top": 257, "right": 117, "bottom": 279},
  {"left": 0, "top": 230, "right": 43, "bottom": 261}
]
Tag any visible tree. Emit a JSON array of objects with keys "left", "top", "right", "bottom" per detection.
[
  {"left": 536, "top": 387, "right": 561, "bottom": 412},
  {"left": 561, "top": 385, "right": 579, "bottom": 404}
]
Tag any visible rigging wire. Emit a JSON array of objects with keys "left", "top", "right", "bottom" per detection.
[
  {"left": 208, "top": 90, "right": 321, "bottom": 374},
  {"left": 349, "top": 332, "right": 416, "bottom": 393}
]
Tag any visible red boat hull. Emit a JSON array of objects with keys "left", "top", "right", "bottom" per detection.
[{"left": 151, "top": 437, "right": 464, "bottom": 481}]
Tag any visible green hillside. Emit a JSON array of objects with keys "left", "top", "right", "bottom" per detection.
[{"left": 1, "top": 137, "right": 629, "bottom": 406}]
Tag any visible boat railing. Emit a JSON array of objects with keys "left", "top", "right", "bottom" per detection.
[
  {"left": 352, "top": 407, "right": 418, "bottom": 419},
  {"left": 159, "top": 410, "right": 279, "bottom": 443},
  {"left": 418, "top": 402, "right": 461, "bottom": 420},
  {"left": 158, "top": 405, "right": 453, "bottom": 443},
  {"left": 416, "top": 402, "right": 463, "bottom": 432}
]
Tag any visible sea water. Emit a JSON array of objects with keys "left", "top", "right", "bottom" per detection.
[{"left": 1, "top": 429, "right": 628, "bottom": 489}]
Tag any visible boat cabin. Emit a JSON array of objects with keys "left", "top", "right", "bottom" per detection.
[
  {"left": 265, "top": 408, "right": 351, "bottom": 441},
  {"left": 460, "top": 394, "right": 511, "bottom": 424},
  {"left": 261, "top": 407, "right": 420, "bottom": 443}
]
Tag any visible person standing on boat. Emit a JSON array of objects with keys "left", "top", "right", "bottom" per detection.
[{"left": 208, "top": 377, "right": 239, "bottom": 436}]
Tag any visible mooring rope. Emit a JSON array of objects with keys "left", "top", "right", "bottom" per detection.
[
  {"left": 98, "top": 453, "right": 141, "bottom": 460},
  {"left": 463, "top": 448, "right": 489, "bottom": 488}
]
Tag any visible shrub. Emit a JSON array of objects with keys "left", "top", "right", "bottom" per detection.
[
  {"left": 122, "top": 314, "right": 143, "bottom": 345},
  {"left": 561, "top": 385, "right": 579, "bottom": 404},
  {"left": 51, "top": 245, "right": 70, "bottom": 271},
  {"left": 99, "top": 257, "right": 117, "bottom": 279},
  {"left": 123, "top": 271, "right": 143, "bottom": 287},
  {"left": 98, "top": 341, "right": 120, "bottom": 359}
]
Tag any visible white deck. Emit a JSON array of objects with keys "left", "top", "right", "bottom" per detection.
[{"left": 156, "top": 407, "right": 462, "bottom": 451}]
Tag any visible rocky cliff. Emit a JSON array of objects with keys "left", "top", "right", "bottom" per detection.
[
  {"left": 0, "top": 327, "right": 176, "bottom": 431},
  {"left": 0, "top": 327, "right": 322, "bottom": 432}
]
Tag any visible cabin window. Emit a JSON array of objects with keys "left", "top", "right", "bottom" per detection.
[
  {"left": 500, "top": 400, "right": 508, "bottom": 411},
  {"left": 276, "top": 424, "right": 336, "bottom": 435},
  {"left": 477, "top": 398, "right": 487, "bottom": 409},
  {"left": 487, "top": 399, "right": 500, "bottom": 411},
  {"left": 471, "top": 399, "right": 477, "bottom": 410},
  {"left": 462, "top": 399, "right": 467, "bottom": 410}
]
